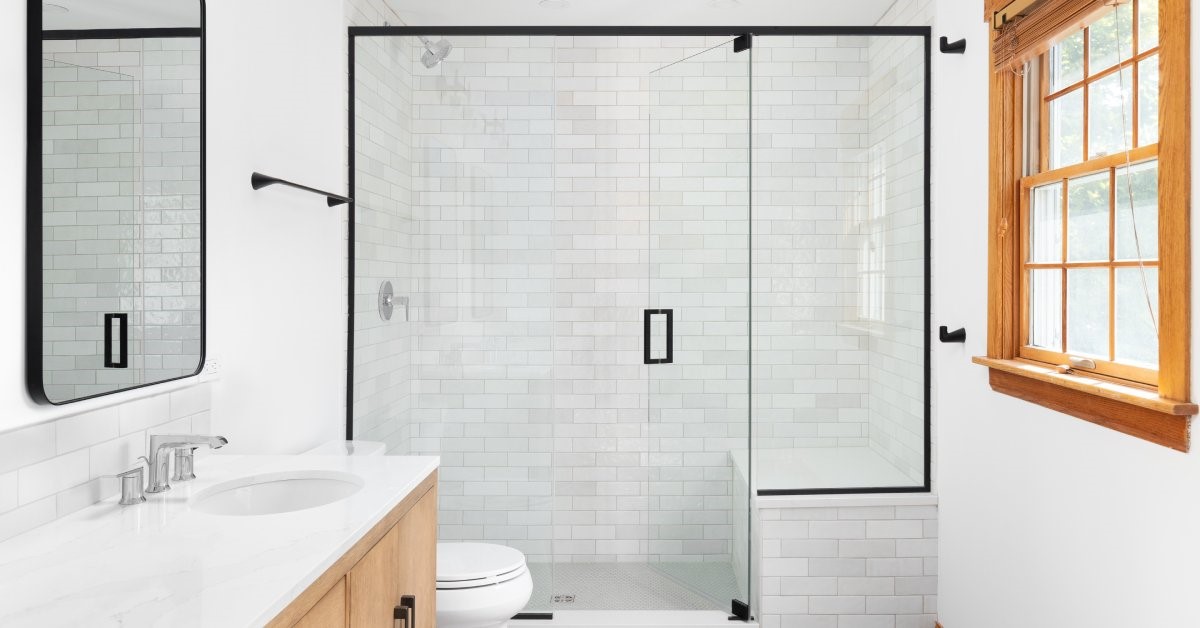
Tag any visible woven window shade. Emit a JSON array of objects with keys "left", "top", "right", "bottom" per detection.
[{"left": 990, "top": 0, "right": 1129, "bottom": 71}]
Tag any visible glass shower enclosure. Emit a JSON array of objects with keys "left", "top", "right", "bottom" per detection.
[{"left": 349, "top": 27, "right": 929, "bottom": 620}]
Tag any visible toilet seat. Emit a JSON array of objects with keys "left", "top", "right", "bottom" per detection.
[{"left": 437, "top": 543, "right": 529, "bottom": 590}]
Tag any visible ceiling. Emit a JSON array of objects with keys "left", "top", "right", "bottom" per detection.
[
  {"left": 42, "top": 0, "right": 200, "bottom": 31},
  {"left": 385, "top": 0, "right": 898, "bottom": 26}
]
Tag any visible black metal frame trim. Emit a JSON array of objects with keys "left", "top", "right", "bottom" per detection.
[
  {"left": 42, "top": 27, "right": 202, "bottom": 40},
  {"left": 344, "top": 25, "right": 933, "bottom": 492},
  {"left": 349, "top": 26, "right": 930, "bottom": 37},
  {"left": 26, "top": 1, "right": 206, "bottom": 405}
]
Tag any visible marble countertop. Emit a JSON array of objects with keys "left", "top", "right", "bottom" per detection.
[{"left": 0, "top": 453, "right": 439, "bottom": 628}]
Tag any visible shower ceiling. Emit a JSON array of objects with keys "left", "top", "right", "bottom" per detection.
[{"left": 387, "top": 0, "right": 896, "bottom": 26}]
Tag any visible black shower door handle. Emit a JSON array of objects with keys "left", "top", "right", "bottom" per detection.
[
  {"left": 644, "top": 309, "right": 673, "bottom": 365},
  {"left": 104, "top": 313, "right": 128, "bottom": 368}
]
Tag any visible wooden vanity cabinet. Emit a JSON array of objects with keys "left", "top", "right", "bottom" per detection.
[
  {"left": 269, "top": 471, "right": 438, "bottom": 628},
  {"left": 292, "top": 579, "right": 346, "bottom": 628}
]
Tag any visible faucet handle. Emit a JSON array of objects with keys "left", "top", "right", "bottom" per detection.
[
  {"left": 172, "top": 447, "right": 199, "bottom": 482},
  {"left": 101, "top": 460, "right": 147, "bottom": 506}
]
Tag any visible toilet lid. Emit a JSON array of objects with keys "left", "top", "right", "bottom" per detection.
[{"left": 437, "top": 543, "right": 527, "bottom": 587}]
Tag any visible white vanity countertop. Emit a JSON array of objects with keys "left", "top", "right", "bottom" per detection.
[{"left": 0, "top": 454, "right": 439, "bottom": 628}]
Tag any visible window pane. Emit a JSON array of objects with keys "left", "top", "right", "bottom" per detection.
[
  {"left": 1030, "top": 269, "right": 1062, "bottom": 350},
  {"left": 1067, "top": 268, "right": 1110, "bottom": 358},
  {"left": 1067, "top": 172, "right": 1110, "bottom": 262},
  {"left": 1088, "top": 67, "right": 1134, "bottom": 159},
  {"left": 1140, "top": 0, "right": 1160, "bottom": 52},
  {"left": 1049, "top": 89, "right": 1084, "bottom": 169},
  {"left": 1049, "top": 30, "right": 1084, "bottom": 91},
  {"left": 1089, "top": 2, "right": 1134, "bottom": 74},
  {"left": 1138, "top": 55, "right": 1159, "bottom": 146},
  {"left": 1030, "top": 182, "right": 1063, "bottom": 263},
  {"left": 1115, "top": 266, "right": 1158, "bottom": 367},
  {"left": 1115, "top": 160, "right": 1158, "bottom": 260}
]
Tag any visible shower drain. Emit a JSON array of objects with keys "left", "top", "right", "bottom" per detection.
[{"left": 552, "top": 594, "right": 576, "bottom": 603}]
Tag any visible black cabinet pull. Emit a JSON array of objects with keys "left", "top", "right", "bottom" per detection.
[
  {"left": 401, "top": 595, "right": 416, "bottom": 627},
  {"left": 104, "top": 313, "right": 128, "bottom": 368},
  {"left": 643, "top": 309, "right": 673, "bottom": 364},
  {"left": 393, "top": 604, "right": 410, "bottom": 628}
]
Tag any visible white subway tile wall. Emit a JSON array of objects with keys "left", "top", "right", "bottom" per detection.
[
  {"left": 352, "top": 33, "right": 928, "bottom": 562},
  {"left": 755, "top": 502, "right": 938, "bottom": 628},
  {"left": 864, "top": 33, "right": 927, "bottom": 484},
  {"left": 407, "top": 35, "right": 560, "bottom": 561},
  {"left": 41, "top": 38, "right": 202, "bottom": 402},
  {"left": 350, "top": 30, "right": 929, "bottom": 598},
  {"left": 0, "top": 383, "right": 212, "bottom": 543},
  {"left": 352, "top": 31, "right": 417, "bottom": 458},
  {"left": 751, "top": 36, "right": 874, "bottom": 454}
]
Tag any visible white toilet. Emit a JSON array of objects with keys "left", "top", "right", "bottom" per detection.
[
  {"left": 436, "top": 542, "right": 533, "bottom": 628},
  {"left": 306, "top": 443, "right": 532, "bottom": 627}
]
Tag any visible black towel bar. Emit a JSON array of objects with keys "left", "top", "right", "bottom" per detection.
[{"left": 251, "top": 172, "right": 352, "bottom": 207}]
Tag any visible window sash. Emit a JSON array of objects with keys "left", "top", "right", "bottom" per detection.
[
  {"left": 1038, "top": 9, "right": 1160, "bottom": 172},
  {"left": 1019, "top": 151, "right": 1160, "bottom": 386}
]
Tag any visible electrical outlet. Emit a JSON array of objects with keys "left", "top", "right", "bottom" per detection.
[{"left": 201, "top": 356, "right": 221, "bottom": 380}]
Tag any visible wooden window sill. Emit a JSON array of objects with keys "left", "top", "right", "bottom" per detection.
[{"left": 972, "top": 357, "right": 1197, "bottom": 451}]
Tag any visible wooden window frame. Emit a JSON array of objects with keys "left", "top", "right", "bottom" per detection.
[{"left": 977, "top": 0, "right": 1196, "bottom": 451}]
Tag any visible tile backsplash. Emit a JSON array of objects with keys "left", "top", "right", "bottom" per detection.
[{"left": 0, "top": 382, "right": 211, "bottom": 543}]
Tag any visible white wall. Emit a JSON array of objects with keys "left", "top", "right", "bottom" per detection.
[
  {"left": 204, "top": 0, "right": 349, "bottom": 453},
  {"left": 932, "top": 1, "right": 1200, "bottom": 627}
]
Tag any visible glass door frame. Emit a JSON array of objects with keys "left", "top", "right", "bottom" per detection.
[
  {"left": 345, "top": 25, "right": 934, "bottom": 622},
  {"left": 346, "top": 24, "right": 932, "bottom": 494}
]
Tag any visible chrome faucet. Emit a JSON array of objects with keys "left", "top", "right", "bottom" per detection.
[{"left": 146, "top": 434, "right": 228, "bottom": 494}]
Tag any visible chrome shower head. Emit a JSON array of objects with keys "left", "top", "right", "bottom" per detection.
[{"left": 418, "top": 36, "right": 452, "bottom": 68}]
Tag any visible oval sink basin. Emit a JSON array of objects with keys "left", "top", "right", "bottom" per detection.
[{"left": 191, "top": 470, "right": 364, "bottom": 516}]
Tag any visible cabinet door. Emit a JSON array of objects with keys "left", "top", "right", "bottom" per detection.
[
  {"left": 348, "top": 525, "right": 400, "bottom": 628},
  {"left": 293, "top": 577, "right": 347, "bottom": 628},
  {"left": 395, "top": 487, "right": 438, "bottom": 628}
]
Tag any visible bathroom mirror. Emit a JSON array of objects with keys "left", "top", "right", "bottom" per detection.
[{"left": 26, "top": 0, "right": 204, "bottom": 404}]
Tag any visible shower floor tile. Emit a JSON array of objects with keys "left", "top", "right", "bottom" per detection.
[{"left": 524, "top": 562, "right": 739, "bottom": 612}]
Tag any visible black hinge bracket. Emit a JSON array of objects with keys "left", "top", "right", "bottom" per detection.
[
  {"left": 730, "top": 598, "right": 751, "bottom": 621},
  {"left": 734, "top": 34, "right": 752, "bottom": 53}
]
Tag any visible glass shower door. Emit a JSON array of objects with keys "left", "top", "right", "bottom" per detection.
[{"left": 646, "top": 37, "right": 752, "bottom": 616}]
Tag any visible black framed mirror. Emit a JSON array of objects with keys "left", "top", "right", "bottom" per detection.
[{"left": 26, "top": 0, "right": 205, "bottom": 405}]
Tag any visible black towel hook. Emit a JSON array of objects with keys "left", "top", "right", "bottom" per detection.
[
  {"left": 939, "top": 326, "right": 967, "bottom": 343},
  {"left": 939, "top": 37, "right": 967, "bottom": 54}
]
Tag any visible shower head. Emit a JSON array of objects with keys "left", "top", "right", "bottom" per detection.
[{"left": 418, "top": 35, "right": 452, "bottom": 68}]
